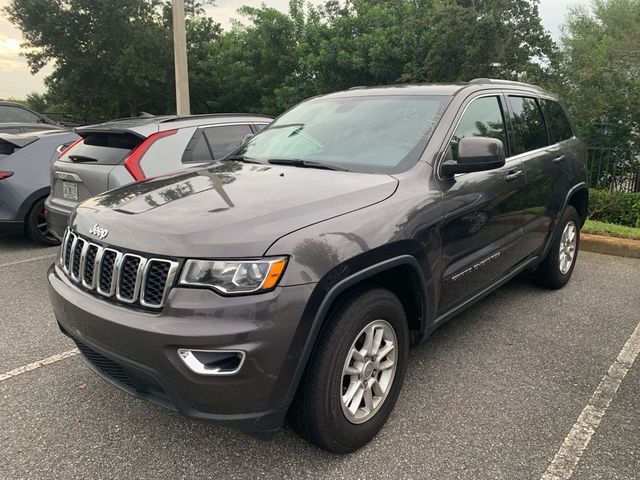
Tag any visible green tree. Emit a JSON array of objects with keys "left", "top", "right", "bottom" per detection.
[
  {"left": 193, "top": 3, "right": 302, "bottom": 115},
  {"left": 555, "top": 0, "right": 640, "bottom": 149},
  {"left": 403, "top": 0, "right": 556, "bottom": 83},
  {"left": 5, "top": 0, "right": 219, "bottom": 119}
]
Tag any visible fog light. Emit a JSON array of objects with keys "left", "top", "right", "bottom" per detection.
[{"left": 178, "top": 349, "right": 245, "bottom": 376}]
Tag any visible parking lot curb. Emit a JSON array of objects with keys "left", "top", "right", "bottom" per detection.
[{"left": 581, "top": 233, "right": 640, "bottom": 259}]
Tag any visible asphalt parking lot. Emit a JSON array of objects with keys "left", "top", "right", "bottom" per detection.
[{"left": 1, "top": 235, "right": 639, "bottom": 480}]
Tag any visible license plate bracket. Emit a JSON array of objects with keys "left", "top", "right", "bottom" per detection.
[{"left": 62, "top": 181, "right": 78, "bottom": 200}]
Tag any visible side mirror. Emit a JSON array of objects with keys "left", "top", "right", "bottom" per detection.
[{"left": 441, "top": 137, "right": 506, "bottom": 176}]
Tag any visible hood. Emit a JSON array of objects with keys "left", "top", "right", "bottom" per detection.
[{"left": 72, "top": 161, "right": 398, "bottom": 257}]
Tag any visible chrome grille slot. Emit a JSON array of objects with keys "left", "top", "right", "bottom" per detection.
[
  {"left": 97, "top": 249, "right": 120, "bottom": 297},
  {"left": 116, "top": 254, "right": 146, "bottom": 303},
  {"left": 71, "top": 237, "right": 85, "bottom": 280},
  {"left": 82, "top": 244, "right": 99, "bottom": 288},
  {"left": 141, "top": 260, "right": 178, "bottom": 308},
  {"left": 63, "top": 231, "right": 76, "bottom": 272},
  {"left": 58, "top": 229, "right": 178, "bottom": 309}
]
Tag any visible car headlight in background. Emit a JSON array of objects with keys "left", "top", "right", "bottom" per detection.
[{"left": 179, "top": 257, "right": 288, "bottom": 294}]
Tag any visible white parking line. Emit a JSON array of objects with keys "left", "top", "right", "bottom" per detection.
[
  {"left": 0, "top": 349, "right": 79, "bottom": 382},
  {"left": 0, "top": 254, "right": 57, "bottom": 268},
  {"left": 541, "top": 320, "right": 640, "bottom": 480}
]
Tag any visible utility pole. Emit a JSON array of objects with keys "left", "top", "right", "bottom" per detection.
[{"left": 172, "top": 0, "right": 190, "bottom": 115}]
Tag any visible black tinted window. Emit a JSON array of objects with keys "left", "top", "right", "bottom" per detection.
[
  {"left": 61, "top": 132, "right": 141, "bottom": 165},
  {"left": 541, "top": 99, "right": 573, "bottom": 144},
  {"left": 508, "top": 96, "right": 548, "bottom": 154},
  {"left": 182, "top": 130, "right": 213, "bottom": 163},
  {"left": 450, "top": 96, "right": 507, "bottom": 161},
  {"left": 0, "top": 105, "right": 41, "bottom": 123},
  {"left": 204, "top": 124, "right": 253, "bottom": 159}
]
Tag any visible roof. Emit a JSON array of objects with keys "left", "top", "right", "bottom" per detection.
[
  {"left": 321, "top": 78, "right": 556, "bottom": 99},
  {"left": 77, "top": 113, "right": 274, "bottom": 137},
  {"left": 324, "top": 84, "right": 469, "bottom": 98}
]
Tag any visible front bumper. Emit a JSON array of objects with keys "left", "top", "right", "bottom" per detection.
[{"left": 48, "top": 263, "right": 315, "bottom": 434}]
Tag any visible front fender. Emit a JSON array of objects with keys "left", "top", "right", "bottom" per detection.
[{"left": 267, "top": 251, "right": 434, "bottom": 414}]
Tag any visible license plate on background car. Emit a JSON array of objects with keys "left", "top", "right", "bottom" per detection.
[{"left": 62, "top": 181, "right": 78, "bottom": 200}]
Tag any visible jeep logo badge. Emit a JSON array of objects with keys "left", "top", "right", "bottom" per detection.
[{"left": 88, "top": 223, "right": 109, "bottom": 240}]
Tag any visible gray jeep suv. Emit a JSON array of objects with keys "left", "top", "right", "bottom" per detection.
[
  {"left": 48, "top": 80, "right": 588, "bottom": 453},
  {"left": 45, "top": 113, "right": 272, "bottom": 239}
]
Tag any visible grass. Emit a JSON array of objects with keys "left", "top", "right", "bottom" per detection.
[{"left": 583, "top": 220, "right": 640, "bottom": 240}]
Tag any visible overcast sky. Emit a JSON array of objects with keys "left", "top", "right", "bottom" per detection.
[{"left": 0, "top": 0, "right": 591, "bottom": 99}]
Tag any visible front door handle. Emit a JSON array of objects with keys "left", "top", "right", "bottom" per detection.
[
  {"left": 506, "top": 170, "right": 523, "bottom": 182},
  {"left": 553, "top": 155, "right": 567, "bottom": 163}
]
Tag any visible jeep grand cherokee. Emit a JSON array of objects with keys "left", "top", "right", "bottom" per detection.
[{"left": 48, "top": 79, "right": 588, "bottom": 453}]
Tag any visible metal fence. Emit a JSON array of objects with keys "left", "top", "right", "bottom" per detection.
[{"left": 587, "top": 147, "right": 640, "bottom": 193}]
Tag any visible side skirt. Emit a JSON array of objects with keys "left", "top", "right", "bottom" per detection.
[{"left": 428, "top": 255, "right": 540, "bottom": 334}]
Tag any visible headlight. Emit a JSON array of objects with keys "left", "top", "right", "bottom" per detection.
[{"left": 179, "top": 257, "right": 288, "bottom": 294}]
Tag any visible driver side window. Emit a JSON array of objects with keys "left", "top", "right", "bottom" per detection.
[{"left": 449, "top": 96, "right": 507, "bottom": 161}]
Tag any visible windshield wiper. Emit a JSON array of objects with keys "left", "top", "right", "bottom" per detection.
[
  {"left": 68, "top": 155, "right": 98, "bottom": 163},
  {"left": 267, "top": 159, "right": 350, "bottom": 172}
]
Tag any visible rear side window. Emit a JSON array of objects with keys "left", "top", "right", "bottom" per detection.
[
  {"left": 182, "top": 124, "right": 253, "bottom": 163},
  {"left": 450, "top": 96, "right": 507, "bottom": 161},
  {"left": 181, "top": 130, "right": 212, "bottom": 163},
  {"left": 61, "top": 132, "right": 142, "bottom": 165},
  {"left": 0, "top": 105, "right": 41, "bottom": 123},
  {"left": 203, "top": 124, "right": 253, "bottom": 159},
  {"left": 508, "top": 96, "right": 548, "bottom": 155},
  {"left": 541, "top": 99, "right": 573, "bottom": 144}
]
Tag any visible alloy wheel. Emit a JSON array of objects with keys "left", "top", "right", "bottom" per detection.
[
  {"left": 340, "top": 319, "right": 398, "bottom": 424},
  {"left": 559, "top": 221, "right": 577, "bottom": 274}
]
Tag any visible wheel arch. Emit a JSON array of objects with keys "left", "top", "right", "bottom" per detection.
[
  {"left": 280, "top": 254, "right": 432, "bottom": 410},
  {"left": 17, "top": 187, "right": 51, "bottom": 222},
  {"left": 566, "top": 185, "right": 588, "bottom": 228}
]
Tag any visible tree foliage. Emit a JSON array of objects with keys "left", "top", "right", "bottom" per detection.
[
  {"left": 6, "top": 0, "right": 556, "bottom": 119},
  {"left": 5, "top": 0, "right": 219, "bottom": 120},
  {"left": 554, "top": 0, "right": 640, "bottom": 149}
]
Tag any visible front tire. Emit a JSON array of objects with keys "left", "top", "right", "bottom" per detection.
[
  {"left": 289, "top": 286, "right": 409, "bottom": 453},
  {"left": 532, "top": 205, "right": 580, "bottom": 289},
  {"left": 25, "top": 197, "right": 59, "bottom": 246}
]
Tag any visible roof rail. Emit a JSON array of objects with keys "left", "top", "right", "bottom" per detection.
[
  {"left": 348, "top": 86, "right": 367, "bottom": 90},
  {"left": 469, "top": 78, "right": 547, "bottom": 93},
  {"left": 159, "top": 113, "right": 273, "bottom": 123}
]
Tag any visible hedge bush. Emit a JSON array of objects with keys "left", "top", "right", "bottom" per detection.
[{"left": 588, "top": 188, "right": 640, "bottom": 228}]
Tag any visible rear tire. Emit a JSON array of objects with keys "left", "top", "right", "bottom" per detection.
[
  {"left": 531, "top": 205, "right": 580, "bottom": 289},
  {"left": 289, "top": 286, "right": 409, "bottom": 453},
  {"left": 25, "top": 197, "right": 59, "bottom": 246}
]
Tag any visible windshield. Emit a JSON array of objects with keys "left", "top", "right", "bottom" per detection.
[{"left": 234, "top": 95, "right": 450, "bottom": 174}]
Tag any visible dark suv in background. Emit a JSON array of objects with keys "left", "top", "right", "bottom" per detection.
[
  {"left": 0, "top": 100, "right": 62, "bottom": 134},
  {"left": 45, "top": 113, "right": 272, "bottom": 239},
  {"left": 48, "top": 79, "right": 587, "bottom": 453}
]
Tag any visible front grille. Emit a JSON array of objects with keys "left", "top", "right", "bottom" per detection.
[{"left": 60, "top": 229, "right": 178, "bottom": 308}]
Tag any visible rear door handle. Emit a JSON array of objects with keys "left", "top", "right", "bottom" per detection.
[
  {"left": 506, "top": 170, "right": 523, "bottom": 182},
  {"left": 553, "top": 155, "right": 567, "bottom": 163}
]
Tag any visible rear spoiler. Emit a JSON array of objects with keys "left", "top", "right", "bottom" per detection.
[
  {"left": 75, "top": 126, "right": 148, "bottom": 139},
  {"left": 0, "top": 133, "right": 40, "bottom": 148}
]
